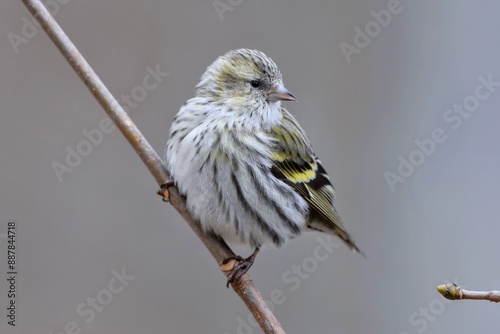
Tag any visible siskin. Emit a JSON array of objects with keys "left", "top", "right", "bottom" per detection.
[{"left": 165, "top": 49, "right": 362, "bottom": 284}]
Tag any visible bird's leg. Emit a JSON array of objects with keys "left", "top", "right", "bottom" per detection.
[
  {"left": 157, "top": 180, "right": 175, "bottom": 202},
  {"left": 222, "top": 247, "right": 260, "bottom": 287}
]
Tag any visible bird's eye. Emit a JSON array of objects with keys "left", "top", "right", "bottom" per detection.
[{"left": 250, "top": 80, "right": 261, "bottom": 88}]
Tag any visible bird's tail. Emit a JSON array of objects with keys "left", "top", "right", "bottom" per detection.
[
  {"left": 336, "top": 228, "right": 366, "bottom": 258},
  {"left": 308, "top": 219, "right": 366, "bottom": 258}
]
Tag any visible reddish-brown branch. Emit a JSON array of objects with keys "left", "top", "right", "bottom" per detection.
[
  {"left": 20, "top": 0, "right": 286, "bottom": 332},
  {"left": 437, "top": 283, "right": 500, "bottom": 303}
]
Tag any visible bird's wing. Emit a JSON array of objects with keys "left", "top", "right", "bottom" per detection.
[{"left": 268, "top": 109, "right": 361, "bottom": 253}]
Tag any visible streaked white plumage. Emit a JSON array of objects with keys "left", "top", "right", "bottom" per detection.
[{"left": 166, "top": 49, "right": 361, "bottom": 255}]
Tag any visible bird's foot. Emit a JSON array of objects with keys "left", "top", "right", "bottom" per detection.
[
  {"left": 157, "top": 180, "right": 175, "bottom": 202},
  {"left": 221, "top": 248, "right": 259, "bottom": 288}
]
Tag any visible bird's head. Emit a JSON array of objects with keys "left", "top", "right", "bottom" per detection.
[{"left": 196, "top": 49, "right": 296, "bottom": 111}]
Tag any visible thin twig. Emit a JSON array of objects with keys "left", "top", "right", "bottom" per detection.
[
  {"left": 20, "top": 1, "right": 286, "bottom": 333},
  {"left": 437, "top": 283, "right": 500, "bottom": 303}
]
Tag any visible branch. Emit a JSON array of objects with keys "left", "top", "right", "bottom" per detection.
[
  {"left": 20, "top": 1, "right": 286, "bottom": 333},
  {"left": 437, "top": 283, "right": 500, "bottom": 303}
]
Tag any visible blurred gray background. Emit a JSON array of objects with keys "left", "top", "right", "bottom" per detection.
[{"left": 1, "top": 1, "right": 500, "bottom": 333}]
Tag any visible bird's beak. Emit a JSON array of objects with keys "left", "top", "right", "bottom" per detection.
[{"left": 266, "top": 85, "right": 297, "bottom": 102}]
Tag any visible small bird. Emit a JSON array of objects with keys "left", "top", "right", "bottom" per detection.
[{"left": 165, "top": 49, "right": 362, "bottom": 284}]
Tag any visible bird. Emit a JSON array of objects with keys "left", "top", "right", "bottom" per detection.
[{"left": 164, "top": 48, "right": 362, "bottom": 285}]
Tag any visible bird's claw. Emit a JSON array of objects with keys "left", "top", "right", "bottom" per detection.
[
  {"left": 157, "top": 180, "right": 174, "bottom": 202},
  {"left": 222, "top": 255, "right": 254, "bottom": 288},
  {"left": 221, "top": 248, "right": 259, "bottom": 288}
]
